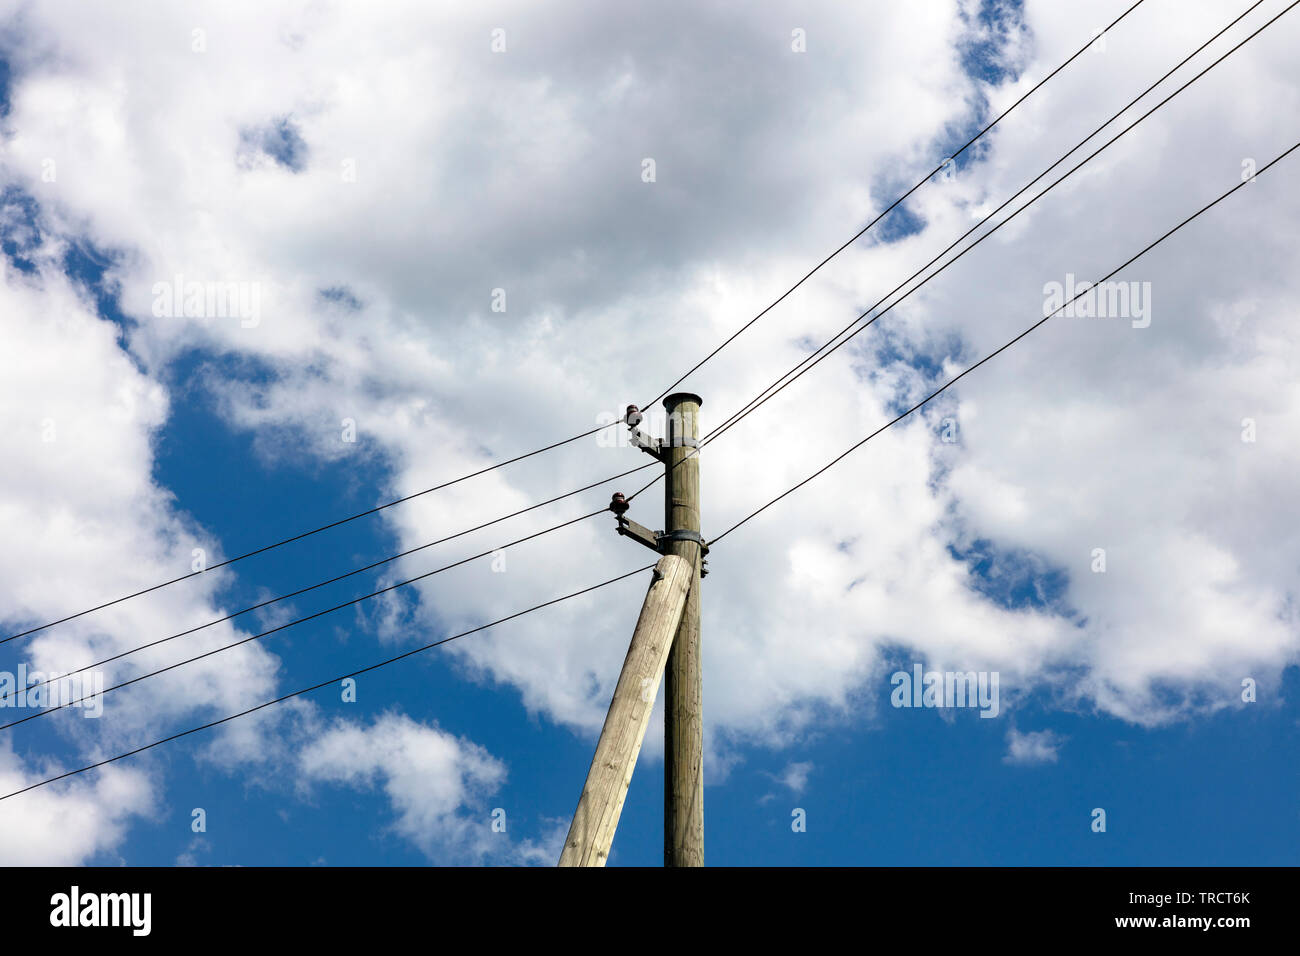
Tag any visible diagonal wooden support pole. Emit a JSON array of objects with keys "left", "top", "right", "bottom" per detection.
[{"left": 558, "top": 554, "right": 692, "bottom": 867}]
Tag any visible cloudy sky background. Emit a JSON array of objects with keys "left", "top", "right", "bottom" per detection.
[{"left": 0, "top": 0, "right": 1296, "bottom": 865}]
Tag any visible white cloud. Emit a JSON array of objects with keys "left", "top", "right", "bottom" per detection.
[
  {"left": 298, "top": 711, "right": 551, "bottom": 864},
  {"left": 0, "top": 236, "right": 299, "bottom": 861},
  {"left": 777, "top": 761, "right": 813, "bottom": 795},
  {"left": 0, "top": 0, "right": 1296, "bottom": 861},
  {"left": 0, "top": 739, "right": 154, "bottom": 864},
  {"left": 175, "top": 836, "right": 212, "bottom": 867},
  {"left": 1003, "top": 727, "right": 1064, "bottom": 765}
]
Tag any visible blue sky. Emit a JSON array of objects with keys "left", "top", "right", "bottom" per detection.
[
  {"left": 0, "top": 0, "right": 1297, "bottom": 866},
  {"left": 64, "top": 372, "right": 1300, "bottom": 865}
]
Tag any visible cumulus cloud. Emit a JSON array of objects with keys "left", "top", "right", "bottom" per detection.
[
  {"left": 0, "top": 0, "right": 1296, "bottom": 861},
  {"left": 0, "top": 233, "right": 297, "bottom": 862},
  {"left": 777, "top": 761, "right": 813, "bottom": 794},
  {"left": 0, "top": 740, "right": 154, "bottom": 864},
  {"left": 298, "top": 712, "right": 552, "bottom": 864},
  {"left": 1003, "top": 728, "right": 1064, "bottom": 765}
]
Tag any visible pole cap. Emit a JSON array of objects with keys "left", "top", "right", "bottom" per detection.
[{"left": 662, "top": 391, "right": 703, "bottom": 411}]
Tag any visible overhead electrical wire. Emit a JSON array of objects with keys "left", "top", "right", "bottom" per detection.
[
  {"left": 2, "top": 0, "right": 1266, "bottom": 688},
  {"left": 4, "top": 1, "right": 1147, "bottom": 644},
  {"left": 1, "top": 422, "right": 615, "bottom": 644},
  {"left": 9, "top": 132, "right": 1296, "bottom": 797},
  {"left": 708, "top": 138, "right": 1300, "bottom": 546},
  {"left": 634, "top": 0, "right": 1280, "bottom": 497},
  {"left": 6, "top": 117, "right": 1294, "bottom": 803},
  {"left": 0, "top": 563, "right": 656, "bottom": 801},
  {"left": 642, "top": 0, "right": 1151, "bottom": 408},
  {"left": 700, "top": 0, "right": 1286, "bottom": 452},
  {"left": 1, "top": 461, "right": 659, "bottom": 699},
  {"left": 0, "top": 505, "right": 618, "bottom": 727}
]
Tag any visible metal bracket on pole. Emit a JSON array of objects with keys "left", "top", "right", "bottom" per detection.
[
  {"left": 615, "top": 514, "right": 662, "bottom": 554},
  {"left": 658, "top": 528, "right": 705, "bottom": 549},
  {"left": 659, "top": 529, "right": 708, "bottom": 576},
  {"left": 628, "top": 427, "right": 665, "bottom": 461},
  {"left": 622, "top": 404, "right": 666, "bottom": 461},
  {"left": 611, "top": 505, "right": 710, "bottom": 577}
]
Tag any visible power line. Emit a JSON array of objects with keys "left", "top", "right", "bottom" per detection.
[
  {"left": 631, "top": 0, "right": 1264, "bottom": 500},
  {"left": 643, "top": 0, "right": 1151, "bottom": 409},
  {"left": 709, "top": 137, "right": 1300, "bottom": 547},
  {"left": 628, "top": 0, "right": 1275, "bottom": 504},
  {"left": 134, "top": 49, "right": 1273, "bottom": 685},
  {"left": 0, "top": 505, "right": 614, "bottom": 728},
  {"left": 2, "top": 461, "right": 657, "bottom": 698},
  {"left": 702, "top": 0, "right": 1287, "bottom": 452},
  {"left": 2, "top": 420, "right": 617, "bottom": 644},
  {"left": 3, "top": 1, "right": 1141, "bottom": 645},
  {"left": 22, "top": 114, "right": 1283, "bottom": 805},
  {"left": 20, "top": 7, "right": 1275, "bottom": 728},
  {"left": 22, "top": 0, "right": 1180, "bottom": 671},
  {"left": 0, "top": 563, "right": 655, "bottom": 801},
  {"left": 0, "top": 1, "right": 1271, "bottom": 808}
]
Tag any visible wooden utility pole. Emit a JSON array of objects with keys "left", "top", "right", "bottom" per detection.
[
  {"left": 662, "top": 392, "right": 703, "bottom": 867},
  {"left": 559, "top": 395, "right": 706, "bottom": 867},
  {"left": 559, "top": 553, "right": 692, "bottom": 867}
]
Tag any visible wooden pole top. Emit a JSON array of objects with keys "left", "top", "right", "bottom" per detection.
[{"left": 662, "top": 392, "right": 703, "bottom": 410}]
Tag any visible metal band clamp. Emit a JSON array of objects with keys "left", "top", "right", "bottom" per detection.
[{"left": 658, "top": 529, "right": 709, "bottom": 556}]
